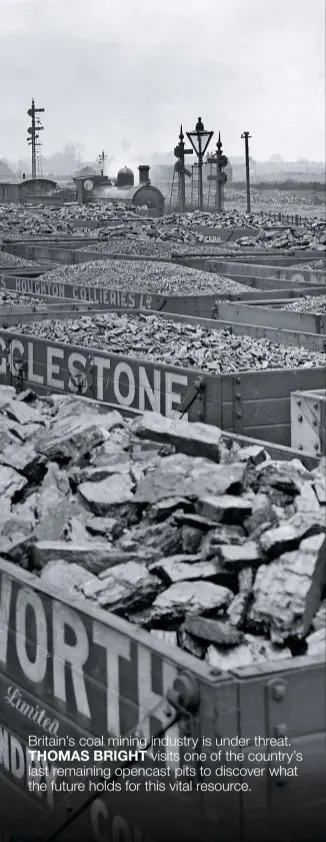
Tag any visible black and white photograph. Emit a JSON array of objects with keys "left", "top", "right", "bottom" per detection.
[{"left": 0, "top": 1, "right": 325, "bottom": 841}]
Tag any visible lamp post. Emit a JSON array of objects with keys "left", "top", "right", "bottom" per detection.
[
  {"left": 186, "top": 117, "right": 213, "bottom": 211},
  {"left": 241, "top": 131, "right": 252, "bottom": 213}
]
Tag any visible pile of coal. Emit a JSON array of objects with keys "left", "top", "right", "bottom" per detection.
[
  {"left": 80, "top": 239, "right": 239, "bottom": 259},
  {"left": 1, "top": 393, "right": 325, "bottom": 670},
  {"left": 289, "top": 259, "right": 325, "bottom": 271},
  {"left": 253, "top": 221, "right": 326, "bottom": 251},
  {"left": 81, "top": 239, "right": 180, "bottom": 259},
  {"left": 82, "top": 220, "right": 226, "bottom": 258},
  {"left": 282, "top": 295, "right": 326, "bottom": 315},
  {"left": 0, "top": 202, "right": 155, "bottom": 240},
  {"left": 0, "top": 250, "right": 38, "bottom": 268},
  {"left": 0, "top": 204, "right": 76, "bottom": 238},
  {"left": 46, "top": 185, "right": 77, "bottom": 201},
  {"left": 40, "top": 259, "right": 249, "bottom": 296},
  {"left": 224, "top": 186, "right": 326, "bottom": 211},
  {"left": 0, "top": 290, "right": 47, "bottom": 308},
  {"left": 13, "top": 312, "right": 326, "bottom": 372},
  {"left": 1, "top": 199, "right": 324, "bottom": 254},
  {"left": 83, "top": 215, "right": 324, "bottom": 254},
  {"left": 157, "top": 210, "right": 326, "bottom": 252},
  {"left": 156, "top": 210, "right": 261, "bottom": 229}
]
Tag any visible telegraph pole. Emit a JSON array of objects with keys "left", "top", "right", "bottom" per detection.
[
  {"left": 27, "top": 99, "right": 44, "bottom": 179},
  {"left": 241, "top": 131, "right": 252, "bottom": 213}
]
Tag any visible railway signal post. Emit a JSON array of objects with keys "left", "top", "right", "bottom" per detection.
[
  {"left": 174, "top": 125, "right": 193, "bottom": 213},
  {"left": 241, "top": 130, "right": 252, "bottom": 213},
  {"left": 207, "top": 132, "right": 228, "bottom": 211},
  {"left": 27, "top": 99, "right": 45, "bottom": 179}
]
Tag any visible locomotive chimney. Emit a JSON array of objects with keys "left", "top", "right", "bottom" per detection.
[{"left": 138, "top": 165, "right": 150, "bottom": 185}]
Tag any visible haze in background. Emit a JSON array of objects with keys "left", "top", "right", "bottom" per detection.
[{"left": 0, "top": 0, "right": 324, "bottom": 163}]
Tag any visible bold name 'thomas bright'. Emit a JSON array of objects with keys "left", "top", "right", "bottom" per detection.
[{"left": 28, "top": 750, "right": 147, "bottom": 762}]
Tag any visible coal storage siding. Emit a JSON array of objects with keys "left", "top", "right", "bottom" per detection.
[
  {"left": 39, "top": 259, "right": 249, "bottom": 296},
  {"left": 12, "top": 312, "right": 326, "bottom": 373}
]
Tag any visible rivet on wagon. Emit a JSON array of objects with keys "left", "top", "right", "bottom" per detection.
[
  {"left": 272, "top": 682, "right": 286, "bottom": 701},
  {"left": 298, "top": 415, "right": 303, "bottom": 422},
  {"left": 274, "top": 723, "right": 287, "bottom": 738},
  {"left": 236, "top": 393, "right": 241, "bottom": 400},
  {"left": 236, "top": 412, "right": 242, "bottom": 419},
  {"left": 297, "top": 400, "right": 301, "bottom": 407}
]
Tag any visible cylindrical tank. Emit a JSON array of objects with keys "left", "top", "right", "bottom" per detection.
[
  {"left": 132, "top": 184, "right": 164, "bottom": 215},
  {"left": 91, "top": 183, "right": 164, "bottom": 215}
]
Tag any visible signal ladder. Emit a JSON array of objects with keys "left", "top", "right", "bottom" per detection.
[
  {"left": 207, "top": 157, "right": 216, "bottom": 209},
  {"left": 190, "top": 163, "right": 199, "bottom": 210},
  {"left": 169, "top": 161, "right": 192, "bottom": 213},
  {"left": 169, "top": 163, "right": 180, "bottom": 212}
]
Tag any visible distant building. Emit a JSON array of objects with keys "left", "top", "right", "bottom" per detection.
[
  {"left": 0, "top": 177, "right": 57, "bottom": 204},
  {"left": 73, "top": 165, "right": 96, "bottom": 178},
  {"left": 0, "top": 160, "right": 15, "bottom": 180}
]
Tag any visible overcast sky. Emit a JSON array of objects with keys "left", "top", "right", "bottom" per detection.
[{"left": 0, "top": 0, "right": 325, "bottom": 163}]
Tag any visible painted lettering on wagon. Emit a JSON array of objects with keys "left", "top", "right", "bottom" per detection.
[
  {"left": 0, "top": 334, "right": 189, "bottom": 419},
  {"left": 0, "top": 674, "right": 157, "bottom": 835},
  {"left": 90, "top": 801, "right": 152, "bottom": 842},
  {"left": 0, "top": 573, "right": 179, "bottom": 755},
  {"left": 0, "top": 724, "right": 56, "bottom": 809},
  {"left": 17, "top": 277, "right": 65, "bottom": 299},
  {"left": 0, "top": 573, "right": 174, "bottom": 841},
  {"left": 0, "top": 277, "right": 156, "bottom": 310},
  {"left": 0, "top": 734, "right": 151, "bottom": 842},
  {"left": 0, "top": 775, "right": 151, "bottom": 842},
  {"left": 287, "top": 271, "right": 325, "bottom": 285}
]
